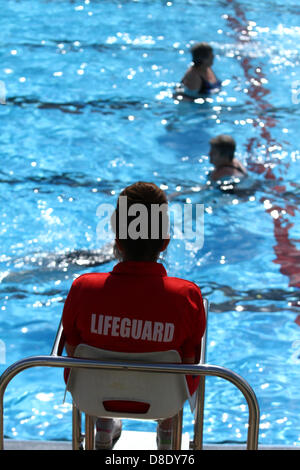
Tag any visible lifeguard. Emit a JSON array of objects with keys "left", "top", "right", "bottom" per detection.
[{"left": 62, "top": 181, "right": 206, "bottom": 450}]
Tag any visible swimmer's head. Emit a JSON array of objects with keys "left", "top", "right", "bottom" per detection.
[
  {"left": 191, "top": 42, "right": 214, "bottom": 66},
  {"left": 209, "top": 135, "right": 236, "bottom": 165},
  {"left": 111, "top": 182, "right": 170, "bottom": 262}
]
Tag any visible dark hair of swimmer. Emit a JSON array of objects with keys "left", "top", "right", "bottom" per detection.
[
  {"left": 209, "top": 134, "right": 236, "bottom": 161},
  {"left": 111, "top": 182, "right": 169, "bottom": 262},
  {"left": 190, "top": 42, "right": 213, "bottom": 65}
]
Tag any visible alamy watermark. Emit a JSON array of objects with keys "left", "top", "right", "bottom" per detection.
[
  {"left": 0, "top": 339, "right": 5, "bottom": 364},
  {"left": 0, "top": 80, "right": 6, "bottom": 105},
  {"left": 96, "top": 196, "right": 204, "bottom": 251},
  {"left": 291, "top": 340, "right": 300, "bottom": 364},
  {"left": 292, "top": 80, "right": 300, "bottom": 105}
]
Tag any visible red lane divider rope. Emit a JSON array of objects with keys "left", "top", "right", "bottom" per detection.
[{"left": 225, "top": 1, "right": 300, "bottom": 309}]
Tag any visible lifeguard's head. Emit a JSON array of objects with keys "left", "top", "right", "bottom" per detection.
[{"left": 112, "top": 182, "right": 170, "bottom": 262}]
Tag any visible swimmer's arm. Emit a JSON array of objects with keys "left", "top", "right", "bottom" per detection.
[
  {"left": 168, "top": 185, "right": 207, "bottom": 202},
  {"left": 181, "top": 68, "right": 202, "bottom": 92},
  {"left": 233, "top": 158, "right": 247, "bottom": 175},
  {"left": 239, "top": 162, "right": 248, "bottom": 174}
]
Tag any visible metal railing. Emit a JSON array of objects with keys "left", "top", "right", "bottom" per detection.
[
  {"left": 0, "top": 355, "right": 260, "bottom": 450},
  {"left": 0, "top": 300, "right": 260, "bottom": 450}
]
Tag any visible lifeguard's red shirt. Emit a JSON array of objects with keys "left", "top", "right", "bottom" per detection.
[{"left": 62, "top": 261, "right": 206, "bottom": 394}]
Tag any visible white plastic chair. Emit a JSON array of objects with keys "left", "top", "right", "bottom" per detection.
[
  {"left": 66, "top": 347, "right": 190, "bottom": 449},
  {"left": 67, "top": 347, "right": 190, "bottom": 420}
]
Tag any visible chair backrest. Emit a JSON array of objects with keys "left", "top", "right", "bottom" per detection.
[{"left": 66, "top": 346, "right": 189, "bottom": 420}]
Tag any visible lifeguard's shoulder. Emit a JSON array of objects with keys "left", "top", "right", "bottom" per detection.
[
  {"left": 71, "top": 272, "right": 110, "bottom": 289},
  {"left": 164, "top": 276, "right": 202, "bottom": 296}
]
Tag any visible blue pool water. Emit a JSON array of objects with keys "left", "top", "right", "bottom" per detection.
[{"left": 0, "top": 0, "right": 300, "bottom": 446}]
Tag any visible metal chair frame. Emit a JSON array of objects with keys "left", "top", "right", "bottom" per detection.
[{"left": 0, "top": 299, "right": 260, "bottom": 450}]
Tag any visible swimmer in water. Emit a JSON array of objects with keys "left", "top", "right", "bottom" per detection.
[
  {"left": 168, "top": 135, "right": 247, "bottom": 201},
  {"left": 209, "top": 134, "right": 247, "bottom": 182},
  {"left": 175, "top": 42, "right": 221, "bottom": 100}
]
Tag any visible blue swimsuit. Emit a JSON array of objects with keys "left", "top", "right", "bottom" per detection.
[
  {"left": 198, "top": 77, "right": 222, "bottom": 94},
  {"left": 175, "top": 75, "right": 221, "bottom": 100}
]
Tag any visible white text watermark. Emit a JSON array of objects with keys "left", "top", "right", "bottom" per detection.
[
  {"left": 0, "top": 80, "right": 6, "bottom": 105},
  {"left": 292, "top": 80, "right": 300, "bottom": 104},
  {"left": 0, "top": 339, "right": 6, "bottom": 364},
  {"left": 96, "top": 197, "right": 204, "bottom": 251}
]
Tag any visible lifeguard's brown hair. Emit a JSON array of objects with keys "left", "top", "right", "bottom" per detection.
[
  {"left": 210, "top": 134, "right": 236, "bottom": 161},
  {"left": 112, "top": 182, "right": 169, "bottom": 261}
]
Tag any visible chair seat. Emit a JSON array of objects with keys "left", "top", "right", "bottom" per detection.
[{"left": 66, "top": 346, "right": 190, "bottom": 420}]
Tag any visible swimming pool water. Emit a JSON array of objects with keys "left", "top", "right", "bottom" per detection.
[{"left": 0, "top": 0, "right": 299, "bottom": 446}]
